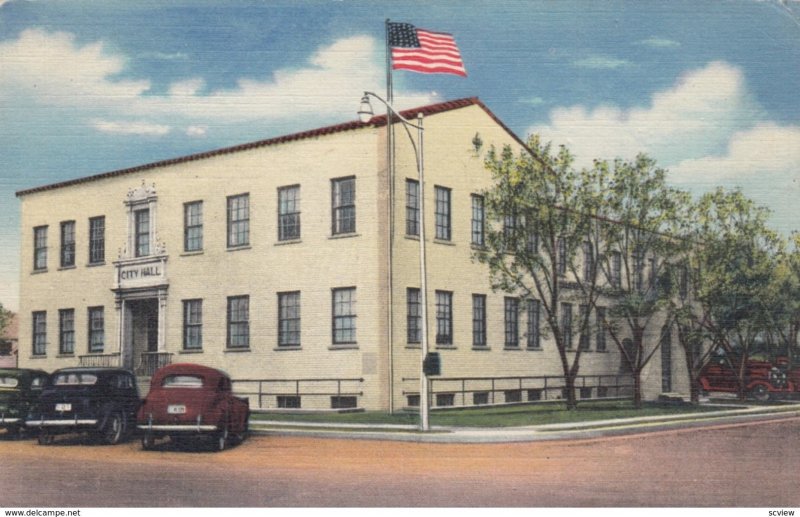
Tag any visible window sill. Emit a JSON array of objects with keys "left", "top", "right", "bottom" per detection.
[
  {"left": 275, "top": 239, "right": 302, "bottom": 246},
  {"left": 472, "top": 346, "right": 491, "bottom": 351},
  {"left": 274, "top": 345, "right": 302, "bottom": 351},
  {"left": 226, "top": 245, "right": 251, "bottom": 253},
  {"left": 31, "top": 269, "right": 48, "bottom": 275},
  {"left": 329, "top": 345, "right": 358, "bottom": 350},
  {"left": 433, "top": 239, "right": 455, "bottom": 246},
  {"left": 58, "top": 265, "right": 76, "bottom": 271},
  {"left": 29, "top": 355, "right": 47, "bottom": 359},
  {"left": 56, "top": 354, "right": 75, "bottom": 358},
  {"left": 405, "top": 344, "right": 421, "bottom": 350},
  {"left": 329, "top": 233, "right": 360, "bottom": 240},
  {"left": 435, "top": 345, "right": 456, "bottom": 350},
  {"left": 86, "top": 261, "right": 106, "bottom": 268},
  {"left": 404, "top": 234, "right": 420, "bottom": 241},
  {"left": 595, "top": 349, "right": 609, "bottom": 353},
  {"left": 526, "top": 347, "right": 543, "bottom": 352},
  {"left": 503, "top": 346, "right": 523, "bottom": 351},
  {"left": 86, "top": 351, "right": 106, "bottom": 355},
  {"left": 224, "top": 347, "right": 251, "bottom": 353},
  {"left": 179, "top": 349, "right": 204, "bottom": 354},
  {"left": 180, "top": 250, "right": 204, "bottom": 257},
  {"left": 470, "top": 243, "right": 486, "bottom": 251}
]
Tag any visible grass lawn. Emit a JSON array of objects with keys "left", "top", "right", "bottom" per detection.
[{"left": 251, "top": 399, "right": 730, "bottom": 428}]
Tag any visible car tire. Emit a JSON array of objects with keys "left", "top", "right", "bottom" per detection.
[
  {"left": 6, "top": 425, "right": 22, "bottom": 439},
  {"left": 37, "top": 430, "right": 54, "bottom": 446},
  {"left": 750, "top": 385, "right": 770, "bottom": 402},
  {"left": 101, "top": 413, "right": 124, "bottom": 445},
  {"left": 141, "top": 432, "right": 156, "bottom": 450}
]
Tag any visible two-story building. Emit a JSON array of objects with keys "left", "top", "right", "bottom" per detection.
[{"left": 16, "top": 97, "right": 689, "bottom": 411}]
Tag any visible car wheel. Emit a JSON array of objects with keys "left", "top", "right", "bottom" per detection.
[
  {"left": 101, "top": 413, "right": 124, "bottom": 445},
  {"left": 37, "top": 430, "right": 54, "bottom": 446},
  {"left": 215, "top": 425, "right": 229, "bottom": 452},
  {"left": 141, "top": 432, "right": 156, "bottom": 450},
  {"left": 750, "top": 385, "right": 770, "bottom": 402},
  {"left": 6, "top": 425, "right": 22, "bottom": 439}
]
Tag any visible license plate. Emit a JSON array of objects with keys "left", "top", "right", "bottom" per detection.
[
  {"left": 167, "top": 404, "right": 186, "bottom": 414},
  {"left": 55, "top": 403, "right": 72, "bottom": 412}
]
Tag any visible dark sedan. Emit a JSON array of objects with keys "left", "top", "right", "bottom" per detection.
[
  {"left": 0, "top": 368, "right": 49, "bottom": 437},
  {"left": 26, "top": 367, "right": 140, "bottom": 445}
]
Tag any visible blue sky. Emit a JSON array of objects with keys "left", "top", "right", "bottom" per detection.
[{"left": 1, "top": 0, "right": 799, "bottom": 310}]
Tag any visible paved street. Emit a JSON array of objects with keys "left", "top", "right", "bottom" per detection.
[{"left": 1, "top": 417, "right": 799, "bottom": 507}]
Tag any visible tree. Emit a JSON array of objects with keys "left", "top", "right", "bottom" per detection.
[
  {"left": 763, "top": 233, "right": 800, "bottom": 366},
  {"left": 477, "top": 136, "right": 607, "bottom": 410},
  {"left": 691, "top": 188, "right": 782, "bottom": 400},
  {"left": 598, "top": 154, "right": 690, "bottom": 408},
  {"left": 0, "top": 303, "right": 12, "bottom": 356}
]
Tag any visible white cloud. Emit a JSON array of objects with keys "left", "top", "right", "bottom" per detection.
[
  {"left": 638, "top": 37, "right": 681, "bottom": 48},
  {"left": 528, "top": 61, "right": 763, "bottom": 167},
  {"left": 186, "top": 125, "right": 207, "bottom": 137},
  {"left": 0, "top": 29, "right": 435, "bottom": 135},
  {"left": 571, "top": 56, "right": 631, "bottom": 69},
  {"left": 92, "top": 119, "right": 171, "bottom": 135}
]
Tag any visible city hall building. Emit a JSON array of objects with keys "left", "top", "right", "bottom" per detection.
[{"left": 16, "top": 97, "right": 689, "bottom": 411}]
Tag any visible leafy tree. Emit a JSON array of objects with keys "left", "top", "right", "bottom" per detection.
[
  {"left": 0, "top": 303, "right": 12, "bottom": 355},
  {"left": 476, "top": 136, "right": 608, "bottom": 410},
  {"left": 763, "top": 233, "right": 800, "bottom": 366},
  {"left": 598, "top": 155, "right": 690, "bottom": 408}
]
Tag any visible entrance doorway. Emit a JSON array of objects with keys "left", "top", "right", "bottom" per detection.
[{"left": 125, "top": 298, "right": 158, "bottom": 370}]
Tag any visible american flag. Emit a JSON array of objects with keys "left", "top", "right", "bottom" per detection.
[{"left": 388, "top": 22, "right": 467, "bottom": 77}]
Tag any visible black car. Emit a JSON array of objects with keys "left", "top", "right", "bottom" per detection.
[
  {"left": 0, "top": 368, "right": 49, "bottom": 437},
  {"left": 26, "top": 367, "right": 140, "bottom": 445}
]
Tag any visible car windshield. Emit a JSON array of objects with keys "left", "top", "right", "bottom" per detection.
[
  {"left": 0, "top": 376, "right": 19, "bottom": 388},
  {"left": 53, "top": 373, "right": 98, "bottom": 386},
  {"left": 162, "top": 375, "right": 204, "bottom": 388}
]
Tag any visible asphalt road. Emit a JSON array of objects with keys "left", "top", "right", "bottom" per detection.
[{"left": 1, "top": 418, "right": 799, "bottom": 507}]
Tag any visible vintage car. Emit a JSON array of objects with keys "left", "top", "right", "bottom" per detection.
[
  {"left": 0, "top": 368, "right": 49, "bottom": 437},
  {"left": 698, "top": 352, "right": 799, "bottom": 401},
  {"left": 26, "top": 367, "right": 140, "bottom": 445},
  {"left": 137, "top": 363, "right": 249, "bottom": 451}
]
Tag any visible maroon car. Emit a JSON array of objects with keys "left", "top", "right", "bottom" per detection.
[
  {"left": 699, "top": 353, "right": 798, "bottom": 401},
  {"left": 137, "top": 363, "right": 249, "bottom": 451}
]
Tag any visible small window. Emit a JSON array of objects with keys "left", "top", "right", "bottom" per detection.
[
  {"left": 184, "top": 201, "right": 203, "bottom": 252},
  {"left": 162, "top": 375, "right": 204, "bottom": 388},
  {"left": 182, "top": 300, "right": 202, "bottom": 351},
  {"left": 331, "top": 177, "right": 356, "bottom": 235},
  {"left": 89, "top": 216, "right": 105, "bottom": 264},
  {"left": 504, "top": 297, "right": 519, "bottom": 348},
  {"left": 406, "top": 395, "right": 420, "bottom": 407},
  {"left": 278, "top": 186, "right": 301, "bottom": 241},
  {"left": 434, "top": 186, "right": 451, "bottom": 241},
  {"left": 60, "top": 221, "right": 75, "bottom": 268},
  {"left": 435, "top": 290, "right": 453, "bottom": 345},
  {"left": 436, "top": 393, "right": 455, "bottom": 407},
  {"left": 471, "top": 195, "right": 485, "bottom": 246},
  {"left": 527, "top": 389, "right": 543, "bottom": 401},
  {"left": 406, "top": 179, "right": 420, "bottom": 236},
  {"left": 331, "top": 396, "right": 357, "bottom": 409},
  {"left": 504, "top": 390, "right": 522, "bottom": 403},
  {"left": 332, "top": 287, "right": 356, "bottom": 345},
  {"left": 472, "top": 294, "right": 487, "bottom": 348},
  {"left": 277, "top": 395, "right": 301, "bottom": 409},
  {"left": 580, "top": 387, "right": 593, "bottom": 399},
  {"left": 0, "top": 377, "right": 19, "bottom": 388},
  {"left": 278, "top": 291, "right": 301, "bottom": 347},
  {"left": 227, "top": 194, "right": 250, "bottom": 247},
  {"left": 53, "top": 373, "right": 98, "bottom": 386},
  {"left": 88, "top": 306, "right": 105, "bottom": 353},
  {"left": 58, "top": 309, "right": 75, "bottom": 355},
  {"left": 597, "top": 386, "right": 609, "bottom": 398},
  {"left": 407, "top": 288, "right": 421, "bottom": 344},
  {"left": 134, "top": 208, "right": 150, "bottom": 257},
  {"left": 33, "top": 226, "right": 48, "bottom": 270},
  {"left": 473, "top": 392, "right": 489, "bottom": 405},
  {"left": 227, "top": 296, "right": 250, "bottom": 349}
]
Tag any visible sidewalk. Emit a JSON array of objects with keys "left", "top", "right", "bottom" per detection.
[{"left": 248, "top": 402, "right": 800, "bottom": 443}]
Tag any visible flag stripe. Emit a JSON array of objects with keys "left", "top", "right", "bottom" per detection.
[{"left": 388, "top": 23, "right": 466, "bottom": 77}]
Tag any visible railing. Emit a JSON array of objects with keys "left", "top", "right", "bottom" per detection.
[
  {"left": 78, "top": 353, "right": 120, "bottom": 368},
  {"left": 232, "top": 378, "right": 365, "bottom": 410},
  {"left": 135, "top": 352, "right": 173, "bottom": 376},
  {"left": 402, "top": 374, "right": 634, "bottom": 408}
]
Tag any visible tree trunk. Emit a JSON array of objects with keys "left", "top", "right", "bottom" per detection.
[
  {"left": 564, "top": 374, "right": 577, "bottom": 410},
  {"left": 632, "top": 370, "right": 643, "bottom": 409}
]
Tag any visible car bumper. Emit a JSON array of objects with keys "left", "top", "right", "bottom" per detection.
[
  {"left": 1, "top": 416, "right": 22, "bottom": 425},
  {"left": 26, "top": 418, "right": 99, "bottom": 427},
  {"left": 137, "top": 424, "right": 218, "bottom": 432}
]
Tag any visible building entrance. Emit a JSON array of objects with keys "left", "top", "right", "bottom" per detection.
[{"left": 122, "top": 298, "right": 159, "bottom": 372}]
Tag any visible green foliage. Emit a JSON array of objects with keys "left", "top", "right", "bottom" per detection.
[{"left": 0, "top": 303, "right": 11, "bottom": 339}]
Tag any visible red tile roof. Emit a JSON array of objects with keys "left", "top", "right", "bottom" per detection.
[{"left": 16, "top": 97, "right": 524, "bottom": 197}]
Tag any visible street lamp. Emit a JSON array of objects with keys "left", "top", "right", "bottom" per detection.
[{"left": 358, "top": 91, "right": 430, "bottom": 431}]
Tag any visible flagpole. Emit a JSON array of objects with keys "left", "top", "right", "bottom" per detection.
[{"left": 385, "top": 18, "right": 396, "bottom": 414}]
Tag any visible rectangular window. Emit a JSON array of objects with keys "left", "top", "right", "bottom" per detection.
[
  {"left": 634, "top": 250, "right": 645, "bottom": 292},
  {"left": 579, "top": 304, "right": 590, "bottom": 351},
  {"left": 406, "top": 179, "right": 420, "bottom": 236},
  {"left": 33, "top": 226, "right": 47, "bottom": 270},
  {"left": 89, "top": 216, "right": 105, "bottom": 264},
  {"left": 227, "top": 194, "right": 250, "bottom": 247},
  {"left": 527, "top": 299, "right": 541, "bottom": 349},
  {"left": 561, "top": 302, "right": 573, "bottom": 349},
  {"left": 407, "top": 288, "right": 421, "bottom": 344},
  {"left": 88, "top": 306, "right": 105, "bottom": 353},
  {"left": 582, "top": 241, "right": 593, "bottom": 282},
  {"left": 434, "top": 186, "right": 451, "bottom": 241},
  {"left": 596, "top": 306, "right": 607, "bottom": 352},
  {"left": 471, "top": 195, "right": 485, "bottom": 246},
  {"left": 184, "top": 201, "right": 203, "bottom": 252},
  {"left": 331, "top": 396, "right": 358, "bottom": 409},
  {"left": 60, "top": 221, "right": 75, "bottom": 268},
  {"left": 278, "top": 186, "right": 301, "bottom": 241},
  {"left": 504, "top": 297, "right": 519, "bottom": 348},
  {"left": 611, "top": 251, "right": 622, "bottom": 289},
  {"left": 226, "top": 296, "right": 250, "bottom": 349},
  {"left": 32, "top": 311, "right": 47, "bottom": 356},
  {"left": 58, "top": 309, "right": 74, "bottom": 355},
  {"left": 504, "top": 390, "right": 522, "bottom": 403},
  {"left": 332, "top": 288, "right": 357, "bottom": 344},
  {"left": 527, "top": 226, "right": 539, "bottom": 254},
  {"left": 503, "top": 212, "right": 517, "bottom": 241},
  {"left": 278, "top": 291, "right": 301, "bottom": 347},
  {"left": 277, "top": 396, "right": 301, "bottom": 409},
  {"left": 182, "top": 299, "right": 202, "bottom": 350},
  {"left": 332, "top": 177, "right": 356, "bottom": 235},
  {"left": 134, "top": 208, "right": 150, "bottom": 257},
  {"left": 436, "top": 393, "right": 455, "bottom": 407},
  {"left": 558, "top": 237, "right": 567, "bottom": 275},
  {"left": 435, "top": 290, "right": 453, "bottom": 345},
  {"left": 472, "top": 294, "right": 487, "bottom": 348},
  {"left": 473, "top": 392, "right": 489, "bottom": 405}
]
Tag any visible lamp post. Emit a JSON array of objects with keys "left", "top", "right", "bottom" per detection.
[{"left": 358, "top": 91, "right": 430, "bottom": 431}]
